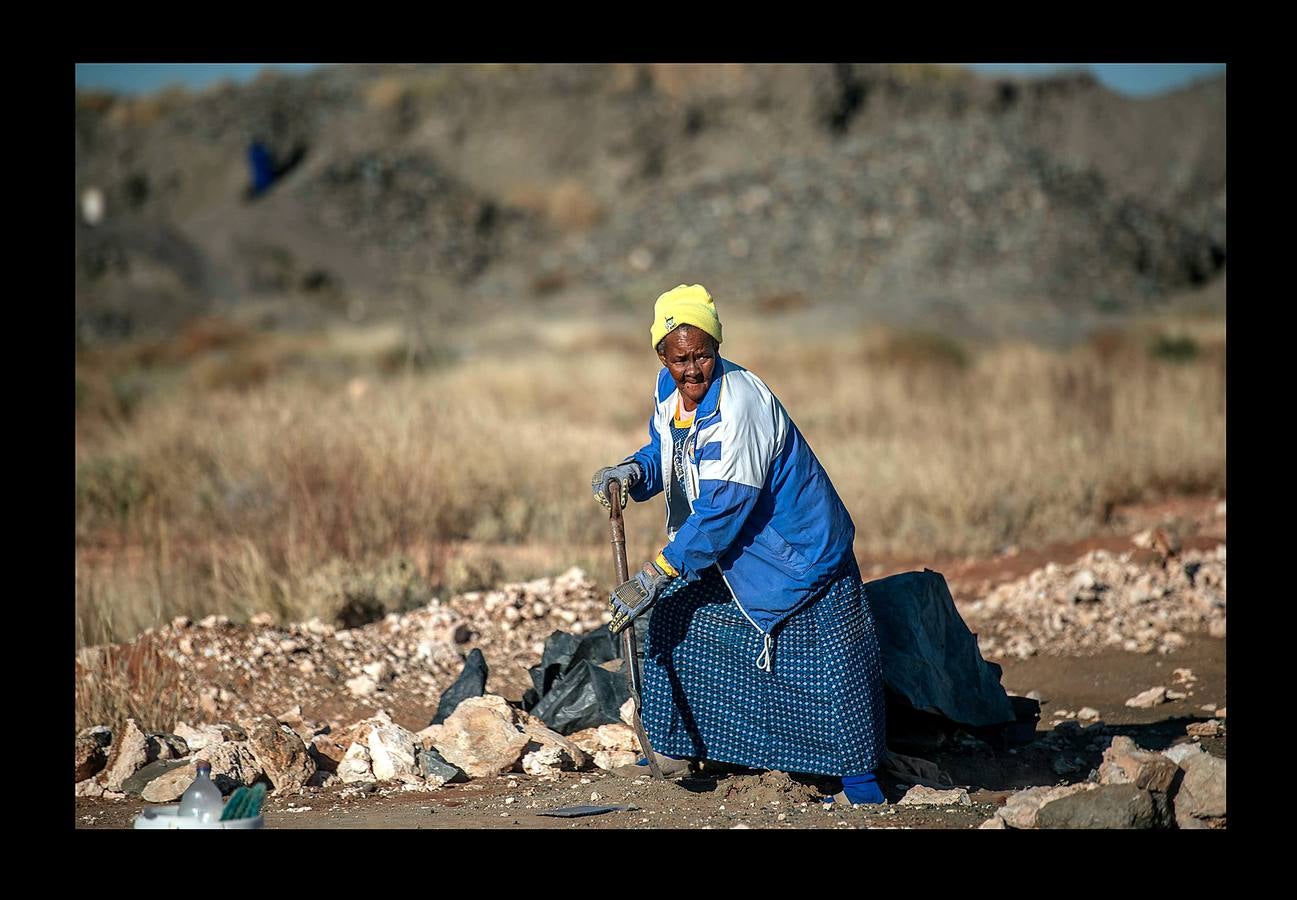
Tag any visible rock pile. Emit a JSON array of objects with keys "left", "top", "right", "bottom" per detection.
[
  {"left": 980, "top": 735, "right": 1225, "bottom": 829},
  {"left": 75, "top": 693, "right": 644, "bottom": 800},
  {"left": 444, "top": 567, "right": 613, "bottom": 697},
  {"left": 74, "top": 566, "right": 639, "bottom": 799},
  {"left": 959, "top": 544, "right": 1225, "bottom": 660},
  {"left": 95, "top": 567, "right": 611, "bottom": 730}
]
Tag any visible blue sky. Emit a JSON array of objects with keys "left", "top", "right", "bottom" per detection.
[
  {"left": 74, "top": 62, "right": 1226, "bottom": 99},
  {"left": 961, "top": 63, "right": 1224, "bottom": 96}
]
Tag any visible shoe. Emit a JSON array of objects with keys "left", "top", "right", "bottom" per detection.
[
  {"left": 610, "top": 752, "right": 692, "bottom": 779},
  {"left": 828, "top": 772, "right": 886, "bottom": 806}
]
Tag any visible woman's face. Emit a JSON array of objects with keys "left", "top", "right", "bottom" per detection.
[{"left": 658, "top": 326, "right": 717, "bottom": 410}]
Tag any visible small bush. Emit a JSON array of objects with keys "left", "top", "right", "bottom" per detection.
[
  {"left": 1149, "top": 334, "right": 1200, "bottom": 363},
  {"left": 442, "top": 550, "right": 505, "bottom": 594},
  {"left": 299, "top": 555, "right": 432, "bottom": 629},
  {"left": 869, "top": 329, "right": 971, "bottom": 370}
]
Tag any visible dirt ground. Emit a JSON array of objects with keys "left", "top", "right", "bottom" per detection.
[
  {"left": 74, "top": 494, "right": 1224, "bottom": 830},
  {"left": 74, "top": 631, "right": 1225, "bottom": 830}
]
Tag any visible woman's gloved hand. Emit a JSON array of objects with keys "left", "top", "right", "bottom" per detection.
[
  {"left": 609, "top": 559, "right": 674, "bottom": 634},
  {"left": 591, "top": 461, "right": 642, "bottom": 510}
]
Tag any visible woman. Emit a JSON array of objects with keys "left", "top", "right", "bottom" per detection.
[{"left": 591, "top": 283, "right": 887, "bottom": 804}]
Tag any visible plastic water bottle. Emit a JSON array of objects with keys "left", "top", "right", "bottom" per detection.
[{"left": 178, "top": 759, "right": 224, "bottom": 823}]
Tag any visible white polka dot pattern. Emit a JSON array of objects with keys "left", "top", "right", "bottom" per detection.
[{"left": 640, "top": 561, "right": 886, "bottom": 776}]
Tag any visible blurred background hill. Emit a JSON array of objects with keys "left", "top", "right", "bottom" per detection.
[{"left": 74, "top": 62, "right": 1225, "bottom": 345}]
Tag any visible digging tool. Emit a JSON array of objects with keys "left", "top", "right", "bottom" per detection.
[{"left": 608, "top": 479, "right": 666, "bottom": 781}]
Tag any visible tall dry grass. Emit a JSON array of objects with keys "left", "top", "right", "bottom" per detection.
[{"left": 75, "top": 312, "right": 1225, "bottom": 647}]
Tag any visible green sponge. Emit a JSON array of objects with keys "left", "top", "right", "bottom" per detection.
[{"left": 219, "top": 783, "right": 268, "bottom": 821}]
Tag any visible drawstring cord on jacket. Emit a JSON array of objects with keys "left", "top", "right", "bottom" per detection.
[{"left": 755, "top": 632, "right": 774, "bottom": 672}]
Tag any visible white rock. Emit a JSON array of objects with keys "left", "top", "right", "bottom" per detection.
[
  {"left": 173, "top": 722, "right": 232, "bottom": 752},
  {"left": 1162, "top": 743, "right": 1206, "bottom": 766},
  {"left": 204, "top": 741, "right": 264, "bottom": 787},
  {"left": 1067, "top": 570, "right": 1098, "bottom": 598},
  {"left": 619, "top": 697, "right": 637, "bottom": 728},
  {"left": 103, "top": 718, "right": 150, "bottom": 792},
  {"left": 1125, "top": 686, "right": 1169, "bottom": 708},
  {"left": 996, "top": 783, "right": 1096, "bottom": 829},
  {"left": 594, "top": 750, "right": 639, "bottom": 771},
  {"left": 899, "top": 785, "right": 971, "bottom": 806},
  {"left": 368, "top": 721, "right": 421, "bottom": 783},
  {"left": 75, "top": 778, "right": 105, "bottom": 797},
  {"left": 141, "top": 762, "right": 203, "bottom": 802},
  {"left": 515, "top": 712, "right": 590, "bottom": 770},
  {"left": 338, "top": 742, "right": 375, "bottom": 783},
  {"left": 346, "top": 675, "right": 378, "bottom": 697},
  {"left": 522, "top": 744, "right": 568, "bottom": 777},
  {"left": 1077, "top": 707, "right": 1100, "bottom": 721},
  {"left": 595, "top": 723, "right": 638, "bottom": 753},
  {"left": 426, "top": 695, "right": 531, "bottom": 778}
]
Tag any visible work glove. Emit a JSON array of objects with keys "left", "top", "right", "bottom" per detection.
[
  {"left": 591, "top": 461, "right": 642, "bottom": 510},
  {"left": 609, "top": 559, "right": 675, "bottom": 634}
]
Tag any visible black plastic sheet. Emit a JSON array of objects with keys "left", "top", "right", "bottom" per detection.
[
  {"left": 521, "top": 625, "right": 631, "bottom": 735},
  {"left": 536, "top": 804, "right": 638, "bottom": 818},
  {"left": 865, "top": 568, "right": 1017, "bottom": 729},
  {"left": 430, "top": 647, "right": 489, "bottom": 725}
]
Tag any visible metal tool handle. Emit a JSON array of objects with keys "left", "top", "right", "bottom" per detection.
[{"left": 608, "top": 480, "right": 666, "bottom": 781}]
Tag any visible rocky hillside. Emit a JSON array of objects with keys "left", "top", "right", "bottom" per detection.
[{"left": 74, "top": 64, "right": 1226, "bottom": 343}]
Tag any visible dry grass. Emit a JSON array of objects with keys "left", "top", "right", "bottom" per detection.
[
  {"left": 74, "top": 312, "right": 1225, "bottom": 647},
  {"left": 74, "top": 629, "right": 194, "bottom": 736}
]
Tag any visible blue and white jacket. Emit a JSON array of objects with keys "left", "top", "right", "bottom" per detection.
[{"left": 627, "top": 356, "right": 856, "bottom": 668}]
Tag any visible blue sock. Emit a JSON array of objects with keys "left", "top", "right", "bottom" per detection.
[{"left": 840, "top": 772, "right": 885, "bottom": 805}]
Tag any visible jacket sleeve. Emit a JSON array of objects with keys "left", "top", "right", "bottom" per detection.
[
  {"left": 626, "top": 406, "right": 664, "bottom": 502},
  {"left": 660, "top": 391, "right": 781, "bottom": 581}
]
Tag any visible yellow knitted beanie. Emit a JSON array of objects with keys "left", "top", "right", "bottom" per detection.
[{"left": 651, "top": 284, "right": 722, "bottom": 350}]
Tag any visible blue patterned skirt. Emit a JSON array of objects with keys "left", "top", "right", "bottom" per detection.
[{"left": 640, "top": 559, "right": 887, "bottom": 776}]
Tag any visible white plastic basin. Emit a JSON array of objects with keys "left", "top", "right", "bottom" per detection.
[{"left": 133, "top": 804, "right": 264, "bottom": 829}]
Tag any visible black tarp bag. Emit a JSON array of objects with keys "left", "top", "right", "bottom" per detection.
[
  {"left": 430, "top": 647, "right": 489, "bottom": 725},
  {"left": 522, "top": 624, "right": 631, "bottom": 735}
]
